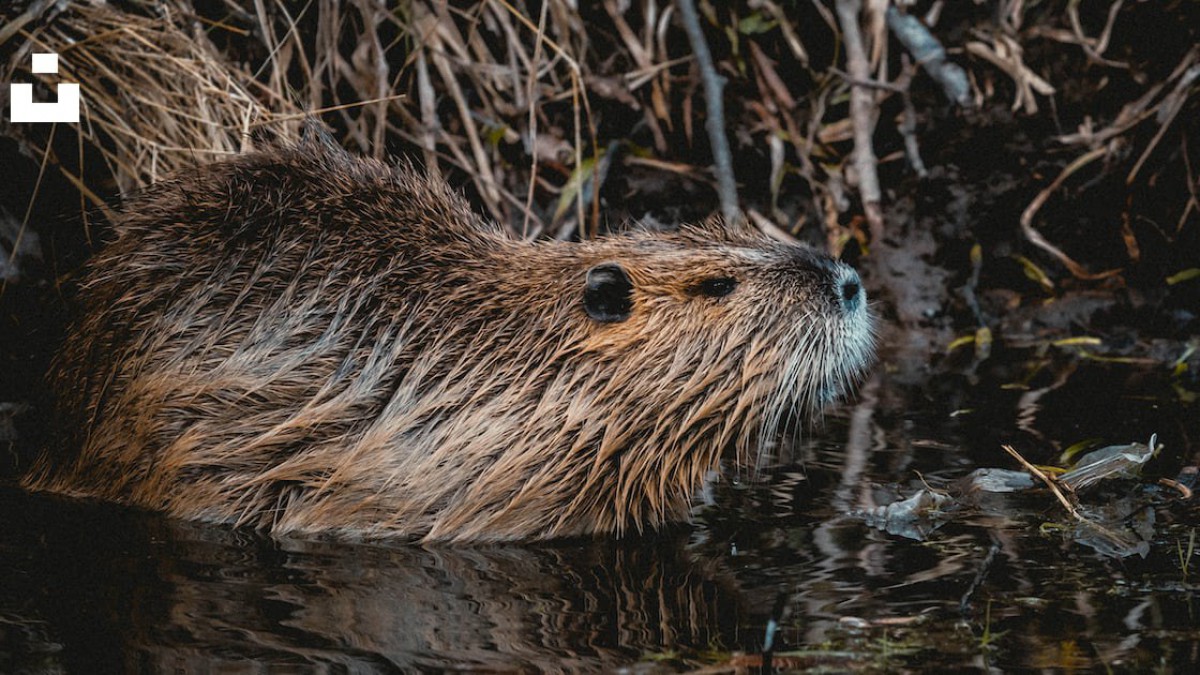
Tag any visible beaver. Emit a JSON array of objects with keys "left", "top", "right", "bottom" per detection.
[{"left": 23, "top": 129, "right": 874, "bottom": 542}]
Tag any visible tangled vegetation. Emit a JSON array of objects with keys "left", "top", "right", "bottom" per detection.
[{"left": 2, "top": 0, "right": 1197, "bottom": 368}]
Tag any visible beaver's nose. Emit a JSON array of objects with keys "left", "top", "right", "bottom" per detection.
[{"left": 836, "top": 267, "right": 863, "bottom": 313}]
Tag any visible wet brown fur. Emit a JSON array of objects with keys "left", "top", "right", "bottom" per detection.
[{"left": 24, "top": 131, "right": 874, "bottom": 542}]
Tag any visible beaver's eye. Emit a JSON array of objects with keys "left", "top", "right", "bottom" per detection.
[{"left": 693, "top": 277, "right": 738, "bottom": 298}]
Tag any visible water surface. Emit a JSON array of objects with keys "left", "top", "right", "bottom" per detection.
[{"left": 2, "top": 351, "right": 1197, "bottom": 672}]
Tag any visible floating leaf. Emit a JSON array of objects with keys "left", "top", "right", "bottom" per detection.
[
  {"left": 851, "top": 489, "right": 954, "bottom": 540},
  {"left": 959, "top": 468, "right": 1036, "bottom": 493},
  {"left": 1058, "top": 434, "right": 1157, "bottom": 492},
  {"left": 1071, "top": 502, "right": 1154, "bottom": 559}
]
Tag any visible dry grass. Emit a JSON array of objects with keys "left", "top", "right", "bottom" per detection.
[
  {"left": 3, "top": 1, "right": 302, "bottom": 200},
  {"left": 1, "top": 0, "right": 1195, "bottom": 262}
]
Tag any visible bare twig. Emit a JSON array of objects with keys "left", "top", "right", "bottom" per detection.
[
  {"left": 1066, "top": 0, "right": 1128, "bottom": 68},
  {"left": 895, "top": 58, "right": 928, "bottom": 178},
  {"left": 966, "top": 33, "right": 1055, "bottom": 115},
  {"left": 1020, "top": 146, "right": 1124, "bottom": 280},
  {"left": 522, "top": 0, "right": 550, "bottom": 238},
  {"left": 828, "top": 67, "right": 905, "bottom": 93},
  {"left": 747, "top": 208, "right": 800, "bottom": 244},
  {"left": 1002, "top": 444, "right": 1080, "bottom": 519},
  {"left": 242, "top": 95, "right": 406, "bottom": 128},
  {"left": 885, "top": 6, "right": 971, "bottom": 107},
  {"left": 491, "top": 0, "right": 582, "bottom": 77},
  {"left": 1053, "top": 46, "right": 1199, "bottom": 150},
  {"left": 419, "top": 8, "right": 504, "bottom": 221},
  {"left": 0, "top": 0, "right": 57, "bottom": 47},
  {"left": 1180, "top": 134, "right": 1199, "bottom": 235},
  {"left": 414, "top": 46, "right": 441, "bottom": 183},
  {"left": 748, "top": 0, "right": 808, "bottom": 66},
  {"left": 675, "top": 0, "right": 740, "bottom": 225},
  {"left": 9, "top": 123, "right": 56, "bottom": 272},
  {"left": 1127, "top": 63, "right": 1200, "bottom": 185},
  {"left": 835, "top": 0, "right": 884, "bottom": 240},
  {"left": 1158, "top": 477, "right": 1193, "bottom": 500},
  {"left": 1003, "top": 443, "right": 1150, "bottom": 557}
]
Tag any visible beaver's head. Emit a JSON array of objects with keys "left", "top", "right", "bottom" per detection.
[
  {"left": 392, "top": 220, "right": 875, "bottom": 540},
  {"left": 576, "top": 223, "right": 873, "bottom": 417}
]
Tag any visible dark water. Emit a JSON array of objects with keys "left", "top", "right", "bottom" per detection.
[{"left": 2, "top": 351, "right": 1197, "bottom": 673}]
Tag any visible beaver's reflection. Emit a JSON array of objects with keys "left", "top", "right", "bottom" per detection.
[
  {"left": 154, "top": 531, "right": 740, "bottom": 670},
  {"left": 3, "top": 497, "right": 742, "bottom": 672}
]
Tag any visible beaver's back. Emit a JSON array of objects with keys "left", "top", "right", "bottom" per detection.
[{"left": 35, "top": 135, "right": 498, "bottom": 515}]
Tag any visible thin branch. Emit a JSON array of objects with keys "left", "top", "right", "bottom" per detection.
[
  {"left": 522, "top": 0, "right": 549, "bottom": 238},
  {"left": 1127, "top": 63, "right": 1200, "bottom": 185},
  {"left": 835, "top": 0, "right": 884, "bottom": 240},
  {"left": 829, "top": 66, "right": 905, "bottom": 93},
  {"left": 675, "top": 0, "right": 740, "bottom": 225},
  {"left": 10, "top": 123, "right": 57, "bottom": 271},
  {"left": 1002, "top": 444, "right": 1080, "bottom": 519},
  {"left": 895, "top": 58, "right": 928, "bottom": 178},
  {"left": 1020, "top": 146, "right": 1123, "bottom": 280},
  {"left": 0, "top": 0, "right": 57, "bottom": 47}
]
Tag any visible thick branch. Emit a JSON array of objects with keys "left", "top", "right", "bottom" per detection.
[{"left": 885, "top": 7, "right": 971, "bottom": 107}]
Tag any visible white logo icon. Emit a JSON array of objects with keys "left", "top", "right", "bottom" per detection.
[{"left": 11, "top": 53, "right": 80, "bottom": 123}]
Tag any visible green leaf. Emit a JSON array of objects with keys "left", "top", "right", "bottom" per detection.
[
  {"left": 738, "top": 12, "right": 777, "bottom": 34},
  {"left": 483, "top": 122, "right": 510, "bottom": 148},
  {"left": 1166, "top": 268, "right": 1200, "bottom": 285},
  {"left": 1015, "top": 255, "right": 1054, "bottom": 293},
  {"left": 553, "top": 154, "right": 599, "bottom": 223}
]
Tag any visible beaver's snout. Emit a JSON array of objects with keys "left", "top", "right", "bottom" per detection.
[
  {"left": 835, "top": 266, "right": 864, "bottom": 314},
  {"left": 779, "top": 246, "right": 865, "bottom": 314}
]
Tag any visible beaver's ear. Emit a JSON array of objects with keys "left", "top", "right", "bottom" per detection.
[{"left": 584, "top": 263, "right": 633, "bottom": 323}]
